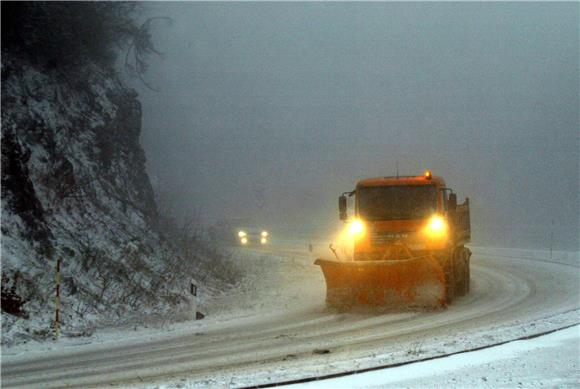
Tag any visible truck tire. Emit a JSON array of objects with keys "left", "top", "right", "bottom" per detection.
[
  {"left": 464, "top": 247, "right": 471, "bottom": 293},
  {"left": 444, "top": 254, "right": 455, "bottom": 304},
  {"left": 455, "top": 247, "right": 471, "bottom": 296},
  {"left": 454, "top": 248, "right": 466, "bottom": 297}
]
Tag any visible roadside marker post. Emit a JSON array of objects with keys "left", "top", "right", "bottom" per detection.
[
  {"left": 190, "top": 280, "right": 198, "bottom": 320},
  {"left": 54, "top": 258, "right": 61, "bottom": 340}
]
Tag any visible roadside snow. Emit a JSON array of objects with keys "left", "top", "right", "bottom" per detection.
[
  {"left": 1, "top": 247, "right": 323, "bottom": 358},
  {"left": 287, "top": 325, "right": 580, "bottom": 389},
  {"left": 471, "top": 246, "right": 579, "bottom": 266},
  {"left": 2, "top": 243, "right": 578, "bottom": 389}
]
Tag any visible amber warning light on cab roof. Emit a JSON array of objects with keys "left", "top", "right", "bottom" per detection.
[{"left": 425, "top": 170, "right": 432, "bottom": 180}]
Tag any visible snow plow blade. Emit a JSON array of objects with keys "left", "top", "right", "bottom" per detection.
[{"left": 314, "top": 256, "right": 446, "bottom": 309}]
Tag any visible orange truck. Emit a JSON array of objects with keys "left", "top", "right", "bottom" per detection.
[{"left": 315, "top": 171, "right": 471, "bottom": 309}]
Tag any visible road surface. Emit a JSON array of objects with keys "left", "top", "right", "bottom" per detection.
[{"left": 2, "top": 241, "right": 578, "bottom": 388}]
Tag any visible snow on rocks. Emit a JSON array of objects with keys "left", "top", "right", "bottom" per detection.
[{"left": 1, "top": 56, "right": 218, "bottom": 346}]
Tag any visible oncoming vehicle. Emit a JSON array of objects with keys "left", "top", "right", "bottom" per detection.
[
  {"left": 237, "top": 229, "right": 269, "bottom": 246},
  {"left": 209, "top": 219, "right": 270, "bottom": 246}
]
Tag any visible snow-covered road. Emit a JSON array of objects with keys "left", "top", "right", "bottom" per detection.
[
  {"left": 1, "top": 241, "right": 578, "bottom": 388},
  {"left": 286, "top": 324, "right": 579, "bottom": 388}
]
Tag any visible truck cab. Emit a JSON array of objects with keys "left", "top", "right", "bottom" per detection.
[{"left": 340, "top": 171, "right": 470, "bottom": 261}]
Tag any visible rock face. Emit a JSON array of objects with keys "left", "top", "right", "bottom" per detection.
[{"left": 1, "top": 56, "right": 188, "bottom": 344}]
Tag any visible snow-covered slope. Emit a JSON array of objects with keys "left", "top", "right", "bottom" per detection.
[{"left": 1, "top": 56, "right": 196, "bottom": 345}]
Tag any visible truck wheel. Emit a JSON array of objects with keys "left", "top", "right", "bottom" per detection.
[
  {"left": 444, "top": 255, "right": 455, "bottom": 304},
  {"left": 454, "top": 248, "right": 467, "bottom": 297},
  {"left": 458, "top": 247, "right": 471, "bottom": 296},
  {"left": 464, "top": 248, "right": 471, "bottom": 293}
]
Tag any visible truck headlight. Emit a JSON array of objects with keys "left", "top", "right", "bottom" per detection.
[
  {"left": 261, "top": 231, "right": 268, "bottom": 237},
  {"left": 348, "top": 219, "right": 365, "bottom": 237},
  {"left": 426, "top": 215, "right": 447, "bottom": 238},
  {"left": 240, "top": 237, "right": 248, "bottom": 244},
  {"left": 238, "top": 231, "right": 247, "bottom": 238},
  {"left": 261, "top": 237, "right": 267, "bottom": 244}
]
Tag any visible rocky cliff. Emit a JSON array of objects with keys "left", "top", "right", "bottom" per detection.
[{"left": 1, "top": 56, "right": 193, "bottom": 344}]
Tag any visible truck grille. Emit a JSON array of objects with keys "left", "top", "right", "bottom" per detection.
[{"left": 370, "top": 230, "right": 412, "bottom": 246}]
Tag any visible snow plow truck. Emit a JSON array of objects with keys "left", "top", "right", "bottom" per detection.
[{"left": 315, "top": 171, "right": 471, "bottom": 309}]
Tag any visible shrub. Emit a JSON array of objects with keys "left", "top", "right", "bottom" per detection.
[
  {"left": 1, "top": 1, "right": 166, "bottom": 82},
  {"left": 1, "top": 273, "right": 29, "bottom": 318}
]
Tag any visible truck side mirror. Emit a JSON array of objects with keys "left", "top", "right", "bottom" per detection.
[
  {"left": 448, "top": 193, "right": 457, "bottom": 210},
  {"left": 339, "top": 195, "right": 347, "bottom": 221}
]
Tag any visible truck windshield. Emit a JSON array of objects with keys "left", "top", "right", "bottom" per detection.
[{"left": 357, "top": 185, "right": 437, "bottom": 221}]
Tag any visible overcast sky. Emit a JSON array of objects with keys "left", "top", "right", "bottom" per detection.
[{"left": 132, "top": 2, "right": 578, "bottom": 250}]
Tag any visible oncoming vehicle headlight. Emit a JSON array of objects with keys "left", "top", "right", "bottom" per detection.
[
  {"left": 261, "top": 231, "right": 268, "bottom": 237},
  {"left": 238, "top": 231, "right": 247, "bottom": 238},
  {"left": 348, "top": 219, "right": 365, "bottom": 237},
  {"left": 240, "top": 237, "right": 248, "bottom": 244},
  {"left": 425, "top": 215, "right": 447, "bottom": 238},
  {"left": 260, "top": 237, "right": 267, "bottom": 244}
]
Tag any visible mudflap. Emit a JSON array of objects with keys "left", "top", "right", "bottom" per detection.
[{"left": 314, "top": 256, "right": 446, "bottom": 310}]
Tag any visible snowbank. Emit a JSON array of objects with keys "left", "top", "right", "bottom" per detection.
[{"left": 287, "top": 325, "right": 580, "bottom": 388}]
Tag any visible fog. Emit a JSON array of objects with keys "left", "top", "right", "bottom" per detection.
[{"left": 132, "top": 2, "right": 578, "bottom": 250}]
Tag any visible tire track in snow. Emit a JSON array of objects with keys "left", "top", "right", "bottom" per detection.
[{"left": 2, "top": 249, "right": 578, "bottom": 388}]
